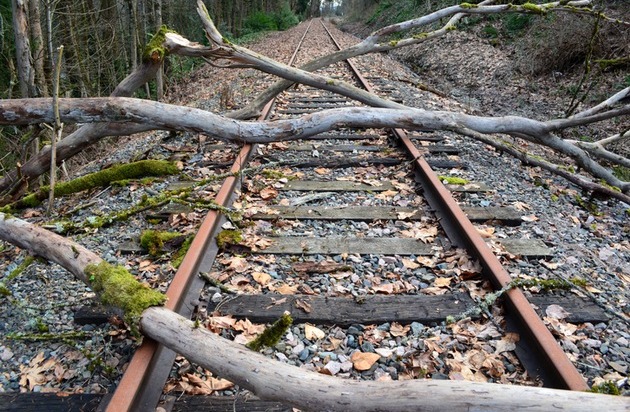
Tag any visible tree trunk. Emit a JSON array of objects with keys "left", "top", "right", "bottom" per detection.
[
  {"left": 155, "top": 0, "right": 164, "bottom": 100},
  {"left": 137, "top": 306, "right": 628, "bottom": 412},
  {"left": 28, "top": 0, "right": 48, "bottom": 97},
  {"left": 11, "top": 0, "right": 35, "bottom": 98}
]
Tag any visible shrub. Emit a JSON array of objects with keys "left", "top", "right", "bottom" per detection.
[
  {"left": 274, "top": 5, "right": 300, "bottom": 31},
  {"left": 244, "top": 11, "right": 278, "bottom": 33}
]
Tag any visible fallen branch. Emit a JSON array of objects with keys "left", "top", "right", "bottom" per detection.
[
  {"left": 1, "top": 97, "right": 628, "bottom": 195},
  {"left": 140, "top": 306, "right": 628, "bottom": 412}
]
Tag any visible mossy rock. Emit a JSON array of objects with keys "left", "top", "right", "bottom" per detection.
[{"left": 14, "top": 160, "right": 179, "bottom": 209}]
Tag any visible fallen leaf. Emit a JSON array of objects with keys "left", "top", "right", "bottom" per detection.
[
  {"left": 512, "top": 201, "right": 531, "bottom": 211},
  {"left": 476, "top": 226, "right": 495, "bottom": 238},
  {"left": 314, "top": 167, "right": 330, "bottom": 175},
  {"left": 265, "top": 297, "right": 287, "bottom": 309},
  {"left": 371, "top": 283, "right": 395, "bottom": 294},
  {"left": 305, "top": 324, "right": 326, "bottom": 340},
  {"left": 401, "top": 258, "right": 420, "bottom": 269},
  {"left": 416, "top": 256, "right": 436, "bottom": 268},
  {"left": 252, "top": 272, "right": 271, "bottom": 286},
  {"left": 260, "top": 187, "right": 278, "bottom": 200},
  {"left": 541, "top": 260, "right": 561, "bottom": 270},
  {"left": 375, "top": 190, "right": 398, "bottom": 200},
  {"left": 494, "top": 333, "right": 519, "bottom": 354},
  {"left": 521, "top": 214, "right": 538, "bottom": 222},
  {"left": 397, "top": 211, "right": 417, "bottom": 220},
  {"left": 545, "top": 304, "right": 570, "bottom": 320},
  {"left": 434, "top": 277, "right": 452, "bottom": 288},
  {"left": 228, "top": 257, "right": 250, "bottom": 273},
  {"left": 351, "top": 352, "right": 381, "bottom": 371},
  {"left": 390, "top": 322, "right": 410, "bottom": 337},
  {"left": 274, "top": 283, "right": 298, "bottom": 295},
  {"left": 295, "top": 299, "right": 312, "bottom": 313}
]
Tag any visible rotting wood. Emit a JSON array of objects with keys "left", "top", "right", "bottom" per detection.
[
  {"left": 139, "top": 306, "right": 628, "bottom": 412},
  {"left": 259, "top": 236, "right": 433, "bottom": 255},
  {"left": 252, "top": 205, "right": 523, "bottom": 225},
  {"left": 212, "top": 293, "right": 476, "bottom": 325},
  {"left": 281, "top": 180, "right": 395, "bottom": 192},
  {"left": 499, "top": 238, "right": 553, "bottom": 257}
]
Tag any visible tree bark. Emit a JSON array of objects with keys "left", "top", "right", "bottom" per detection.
[
  {"left": 11, "top": 0, "right": 35, "bottom": 98},
  {"left": 28, "top": 0, "right": 47, "bottom": 97}
]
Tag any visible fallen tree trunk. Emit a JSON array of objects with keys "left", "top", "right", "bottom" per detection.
[
  {"left": 0, "top": 213, "right": 625, "bottom": 411},
  {"left": 1, "top": 96, "right": 628, "bottom": 200},
  {"left": 140, "top": 306, "right": 627, "bottom": 412}
]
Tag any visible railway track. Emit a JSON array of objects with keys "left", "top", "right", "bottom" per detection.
[
  {"left": 106, "top": 17, "right": 597, "bottom": 411},
  {"left": 2, "top": 18, "right": 620, "bottom": 412}
]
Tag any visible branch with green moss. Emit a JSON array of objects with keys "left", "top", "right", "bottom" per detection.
[
  {"left": 0, "top": 213, "right": 167, "bottom": 337},
  {"left": 246, "top": 311, "right": 293, "bottom": 352},
  {"left": 4, "top": 160, "right": 179, "bottom": 211}
]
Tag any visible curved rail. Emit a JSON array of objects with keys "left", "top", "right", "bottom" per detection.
[{"left": 320, "top": 18, "right": 587, "bottom": 391}]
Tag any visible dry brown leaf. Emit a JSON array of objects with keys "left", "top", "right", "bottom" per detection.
[
  {"left": 401, "top": 258, "right": 420, "bottom": 269},
  {"left": 260, "top": 187, "right": 278, "bottom": 200},
  {"left": 521, "top": 214, "right": 538, "bottom": 222},
  {"left": 434, "top": 277, "right": 452, "bottom": 288},
  {"left": 494, "top": 333, "right": 519, "bottom": 354},
  {"left": 314, "top": 167, "right": 330, "bottom": 175},
  {"left": 351, "top": 352, "right": 381, "bottom": 371},
  {"left": 375, "top": 190, "right": 398, "bottom": 200},
  {"left": 228, "top": 257, "right": 250, "bottom": 273},
  {"left": 390, "top": 322, "right": 410, "bottom": 337},
  {"left": 397, "top": 211, "right": 417, "bottom": 220},
  {"left": 274, "top": 283, "right": 299, "bottom": 295},
  {"left": 371, "top": 283, "right": 395, "bottom": 294},
  {"left": 416, "top": 256, "right": 436, "bottom": 268},
  {"left": 252, "top": 271, "right": 271, "bottom": 286},
  {"left": 305, "top": 324, "right": 326, "bottom": 340},
  {"left": 475, "top": 226, "right": 495, "bottom": 238},
  {"left": 295, "top": 299, "right": 312, "bottom": 313}
]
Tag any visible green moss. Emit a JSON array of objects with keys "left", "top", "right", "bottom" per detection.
[
  {"left": 521, "top": 2, "right": 546, "bottom": 14},
  {"left": 513, "top": 278, "right": 573, "bottom": 291},
  {"left": 171, "top": 235, "right": 193, "bottom": 268},
  {"left": 550, "top": 194, "right": 559, "bottom": 202},
  {"left": 569, "top": 277, "right": 588, "bottom": 288},
  {"left": 216, "top": 229, "right": 243, "bottom": 249},
  {"left": 0, "top": 282, "right": 10, "bottom": 296},
  {"left": 590, "top": 381, "right": 620, "bottom": 395},
  {"left": 7, "top": 256, "right": 35, "bottom": 282},
  {"left": 326, "top": 79, "right": 335, "bottom": 85},
  {"left": 140, "top": 230, "right": 182, "bottom": 256},
  {"left": 246, "top": 312, "right": 293, "bottom": 351},
  {"left": 389, "top": 40, "right": 399, "bottom": 47},
  {"left": 412, "top": 32, "right": 429, "bottom": 40},
  {"left": 6, "top": 331, "right": 89, "bottom": 342},
  {"left": 612, "top": 166, "right": 630, "bottom": 182},
  {"left": 439, "top": 175, "right": 469, "bottom": 185},
  {"left": 85, "top": 261, "right": 166, "bottom": 335},
  {"left": 460, "top": 2, "right": 478, "bottom": 9},
  {"left": 13, "top": 160, "right": 179, "bottom": 209},
  {"left": 143, "top": 26, "right": 175, "bottom": 63}
]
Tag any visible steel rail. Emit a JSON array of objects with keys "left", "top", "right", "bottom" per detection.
[
  {"left": 101, "top": 20, "right": 315, "bottom": 412},
  {"left": 319, "top": 19, "right": 588, "bottom": 391}
]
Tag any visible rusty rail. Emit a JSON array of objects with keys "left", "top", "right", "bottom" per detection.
[
  {"left": 320, "top": 19, "right": 588, "bottom": 391},
  {"left": 102, "top": 20, "right": 315, "bottom": 412}
]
